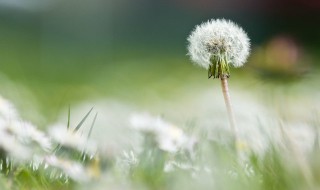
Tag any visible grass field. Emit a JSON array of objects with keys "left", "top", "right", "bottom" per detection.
[{"left": 1, "top": 22, "right": 320, "bottom": 189}]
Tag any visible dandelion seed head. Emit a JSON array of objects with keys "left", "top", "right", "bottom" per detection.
[{"left": 187, "top": 19, "right": 250, "bottom": 69}]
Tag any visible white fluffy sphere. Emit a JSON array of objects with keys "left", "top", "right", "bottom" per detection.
[{"left": 187, "top": 19, "right": 250, "bottom": 69}]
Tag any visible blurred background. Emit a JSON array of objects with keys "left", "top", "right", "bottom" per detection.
[{"left": 0, "top": 0, "right": 320, "bottom": 126}]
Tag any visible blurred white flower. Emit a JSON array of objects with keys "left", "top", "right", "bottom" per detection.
[
  {"left": 0, "top": 96, "right": 52, "bottom": 160},
  {"left": 55, "top": 100, "right": 138, "bottom": 158},
  {"left": 0, "top": 124, "right": 31, "bottom": 160},
  {"left": 187, "top": 19, "right": 250, "bottom": 69},
  {"left": 0, "top": 119, "right": 54, "bottom": 161},
  {"left": 6, "top": 121, "right": 52, "bottom": 151},
  {"left": 44, "top": 155, "right": 88, "bottom": 182},
  {"left": 48, "top": 124, "right": 97, "bottom": 155},
  {"left": 0, "top": 95, "right": 100, "bottom": 182},
  {"left": 130, "top": 113, "right": 194, "bottom": 153}
]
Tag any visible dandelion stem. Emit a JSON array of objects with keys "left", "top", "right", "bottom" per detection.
[{"left": 220, "top": 75, "right": 238, "bottom": 145}]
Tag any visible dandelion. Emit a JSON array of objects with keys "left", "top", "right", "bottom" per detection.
[
  {"left": 187, "top": 19, "right": 250, "bottom": 145},
  {"left": 187, "top": 19, "right": 250, "bottom": 77}
]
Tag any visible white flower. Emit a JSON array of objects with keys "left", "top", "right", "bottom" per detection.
[
  {"left": 44, "top": 155, "right": 89, "bottom": 182},
  {"left": 187, "top": 19, "right": 250, "bottom": 74},
  {"left": 0, "top": 118, "right": 52, "bottom": 160},
  {"left": 6, "top": 121, "right": 52, "bottom": 151},
  {"left": 48, "top": 124, "right": 97, "bottom": 155},
  {"left": 130, "top": 113, "right": 194, "bottom": 153},
  {"left": 0, "top": 96, "right": 52, "bottom": 155},
  {"left": 0, "top": 124, "right": 31, "bottom": 160}
]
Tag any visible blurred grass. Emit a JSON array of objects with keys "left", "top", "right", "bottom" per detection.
[{"left": 0, "top": 26, "right": 208, "bottom": 125}]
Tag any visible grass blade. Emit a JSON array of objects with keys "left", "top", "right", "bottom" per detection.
[
  {"left": 67, "top": 105, "right": 71, "bottom": 130},
  {"left": 73, "top": 107, "right": 94, "bottom": 132},
  {"left": 87, "top": 112, "right": 98, "bottom": 140}
]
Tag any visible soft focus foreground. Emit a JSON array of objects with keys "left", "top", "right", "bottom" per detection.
[{"left": 1, "top": 1, "right": 320, "bottom": 190}]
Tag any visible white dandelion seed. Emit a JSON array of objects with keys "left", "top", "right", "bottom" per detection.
[{"left": 187, "top": 18, "right": 250, "bottom": 78}]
